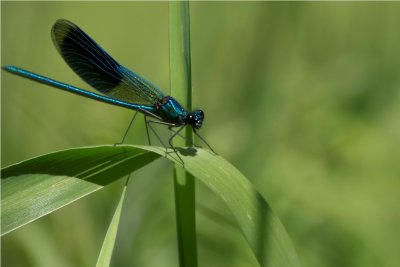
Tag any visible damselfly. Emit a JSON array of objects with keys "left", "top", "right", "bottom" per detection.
[{"left": 3, "top": 19, "right": 214, "bottom": 164}]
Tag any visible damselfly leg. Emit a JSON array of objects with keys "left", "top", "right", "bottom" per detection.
[{"left": 115, "top": 111, "right": 139, "bottom": 146}]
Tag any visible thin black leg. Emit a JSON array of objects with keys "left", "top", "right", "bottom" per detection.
[
  {"left": 115, "top": 111, "right": 138, "bottom": 146},
  {"left": 193, "top": 129, "right": 216, "bottom": 154},
  {"left": 167, "top": 125, "right": 186, "bottom": 165},
  {"left": 144, "top": 116, "right": 151, "bottom": 146},
  {"left": 168, "top": 127, "right": 195, "bottom": 146},
  {"left": 145, "top": 122, "right": 184, "bottom": 164},
  {"left": 146, "top": 120, "right": 168, "bottom": 148}
]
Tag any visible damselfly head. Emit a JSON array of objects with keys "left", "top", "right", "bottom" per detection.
[{"left": 187, "top": 110, "right": 204, "bottom": 129}]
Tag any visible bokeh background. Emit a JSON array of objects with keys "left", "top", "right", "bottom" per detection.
[{"left": 2, "top": 2, "right": 400, "bottom": 267}]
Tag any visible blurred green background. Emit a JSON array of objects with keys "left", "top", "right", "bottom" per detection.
[{"left": 2, "top": 2, "right": 400, "bottom": 267}]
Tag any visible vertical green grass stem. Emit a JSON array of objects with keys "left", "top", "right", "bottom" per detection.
[{"left": 169, "top": 2, "right": 197, "bottom": 267}]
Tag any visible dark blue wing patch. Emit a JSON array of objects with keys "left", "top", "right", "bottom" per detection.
[
  {"left": 51, "top": 19, "right": 165, "bottom": 105},
  {"left": 51, "top": 19, "right": 122, "bottom": 93}
]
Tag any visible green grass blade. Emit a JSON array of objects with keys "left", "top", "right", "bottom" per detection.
[
  {"left": 169, "top": 1, "right": 197, "bottom": 267},
  {"left": 1, "top": 145, "right": 301, "bottom": 266},
  {"left": 144, "top": 146, "right": 302, "bottom": 267},
  {"left": 1, "top": 145, "right": 159, "bottom": 235},
  {"left": 95, "top": 181, "right": 128, "bottom": 267}
]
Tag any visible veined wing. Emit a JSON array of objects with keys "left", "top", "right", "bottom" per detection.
[{"left": 51, "top": 19, "right": 164, "bottom": 105}]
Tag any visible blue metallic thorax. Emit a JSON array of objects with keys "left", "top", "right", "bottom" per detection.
[{"left": 156, "top": 96, "right": 188, "bottom": 126}]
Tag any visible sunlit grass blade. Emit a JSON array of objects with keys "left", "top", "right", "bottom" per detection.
[
  {"left": 1, "top": 145, "right": 159, "bottom": 235},
  {"left": 142, "top": 146, "right": 302, "bottom": 267},
  {"left": 1, "top": 145, "right": 301, "bottom": 266},
  {"left": 95, "top": 180, "right": 129, "bottom": 267}
]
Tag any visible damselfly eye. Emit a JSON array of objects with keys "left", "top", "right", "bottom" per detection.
[{"left": 188, "top": 110, "right": 204, "bottom": 129}]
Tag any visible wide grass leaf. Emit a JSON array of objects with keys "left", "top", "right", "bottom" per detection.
[
  {"left": 141, "top": 146, "right": 301, "bottom": 267},
  {"left": 1, "top": 145, "right": 159, "bottom": 235},
  {"left": 1, "top": 145, "right": 301, "bottom": 266}
]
